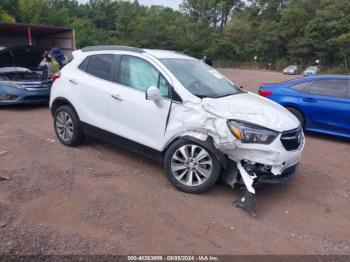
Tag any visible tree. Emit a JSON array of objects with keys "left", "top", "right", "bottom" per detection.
[
  {"left": 0, "top": 0, "right": 349, "bottom": 72},
  {"left": 336, "top": 33, "right": 350, "bottom": 72},
  {"left": 182, "top": 0, "right": 242, "bottom": 28},
  {"left": 71, "top": 18, "right": 100, "bottom": 47},
  {"left": 305, "top": 0, "right": 350, "bottom": 67},
  {"left": 0, "top": 10, "right": 15, "bottom": 23},
  {"left": 17, "top": 0, "right": 45, "bottom": 23}
]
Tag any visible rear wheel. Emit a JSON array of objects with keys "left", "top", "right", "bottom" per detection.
[
  {"left": 54, "top": 105, "right": 84, "bottom": 146},
  {"left": 286, "top": 107, "right": 305, "bottom": 128},
  {"left": 164, "top": 140, "right": 221, "bottom": 194}
]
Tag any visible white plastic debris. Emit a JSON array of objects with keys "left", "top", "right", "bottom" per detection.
[
  {"left": 0, "top": 220, "right": 7, "bottom": 227},
  {"left": 0, "top": 174, "right": 10, "bottom": 181},
  {"left": 0, "top": 151, "right": 8, "bottom": 156}
]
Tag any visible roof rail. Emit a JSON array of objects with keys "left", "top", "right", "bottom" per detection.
[
  {"left": 81, "top": 45, "right": 144, "bottom": 53},
  {"left": 174, "top": 51, "right": 187, "bottom": 56}
]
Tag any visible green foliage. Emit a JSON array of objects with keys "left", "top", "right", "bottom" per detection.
[
  {"left": 0, "top": 10, "right": 15, "bottom": 23},
  {"left": 1, "top": 0, "right": 349, "bottom": 71},
  {"left": 71, "top": 18, "right": 100, "bottom": 47},
  {"left": 17, "top": 0, "right": 45, "bottom": 24}
]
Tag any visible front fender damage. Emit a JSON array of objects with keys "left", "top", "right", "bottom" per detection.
[{"left": 166, "top": 99, "right": 302, "bottom": 216}]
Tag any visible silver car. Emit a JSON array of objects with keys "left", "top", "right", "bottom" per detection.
[
  {"left": 303, "top": 66, "right": 319, "bottom": 76},
  {"left": 283, "top": 65, "right": 301, "bottom": 75}
]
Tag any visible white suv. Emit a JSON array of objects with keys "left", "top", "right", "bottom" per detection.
[{"left": 50, "top": 46, "right": 304, "bottom": 206}]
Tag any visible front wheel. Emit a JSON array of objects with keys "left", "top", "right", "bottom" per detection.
[{"left": 164, "top": 140, "right": 221, "bottom": 194}]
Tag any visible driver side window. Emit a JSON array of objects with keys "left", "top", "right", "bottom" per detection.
[{"left": 119, "top": 55, "right": 170, "bottom": 98}]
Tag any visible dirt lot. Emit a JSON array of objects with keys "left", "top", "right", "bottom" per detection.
[{"left": 0, "top": 69, "right": 349, "bottom": 255}]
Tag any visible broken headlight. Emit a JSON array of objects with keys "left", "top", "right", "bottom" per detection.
[{"left": 227, "top": 120, "right": 279, "bottom": 144}]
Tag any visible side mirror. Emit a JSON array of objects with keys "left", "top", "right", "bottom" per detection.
[{"left": 146, "top": 86, "right": 161, "bottom": 102}]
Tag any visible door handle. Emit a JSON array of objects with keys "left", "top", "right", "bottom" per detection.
[
  {"left": 69, "top": 78, "right": 78, "bottom": 85},
  {"left": 303, "top": 97, "right": 317, "bottom": 103},
  {"left": 111, "top": 94, "right": 123, "bottom": 101}
]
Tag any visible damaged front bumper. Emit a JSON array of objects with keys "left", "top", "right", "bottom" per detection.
[
  {"left": 219, "top": 129, "right": 304, "bottom": 215},
  {"left": 220, "top": 128, "right": 304, "bottom": 189},
  {"left": 218, "top": 128, "right": 305, "bottom": 189},
  {"left": 253, "top": 162, "right": 298, "bottom": 185}
]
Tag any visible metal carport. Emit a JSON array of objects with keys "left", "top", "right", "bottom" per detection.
[{"left": 0, "top": 22, "right": 75, "bottom": 55}]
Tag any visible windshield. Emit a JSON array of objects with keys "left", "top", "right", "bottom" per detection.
[
  {"left": 306, "top": 66, "right": 317, "bottom": 70},
  {"left": 160, "top": 58, "right": 243, "bottom": 98},
  {"left": 288, "top": 65, "right": 297, "bottom": 69}
]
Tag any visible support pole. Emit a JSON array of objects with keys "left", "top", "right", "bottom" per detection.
[{"left": 27, "top": 25, "right": 32, "bottom": 46}]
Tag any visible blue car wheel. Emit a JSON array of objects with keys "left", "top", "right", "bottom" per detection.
[{"left": 285, "top": 107, "right": 305, "bottom": 128}]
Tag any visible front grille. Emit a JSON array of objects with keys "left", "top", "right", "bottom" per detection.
[
  {"left": 20, "top": 80, "right": 52, "bottom": 91},
  {"left": 254, "top": 164, "right": 298, "bottom": 185},
  {"left": 23, "top": 95, "right": 49, "bottom": 101},
  {"left": 0, "top": 95, "right": 18, "bottom": 101},
  {"left": 280, "top": 128, "right": 303, "bottom": 151}
]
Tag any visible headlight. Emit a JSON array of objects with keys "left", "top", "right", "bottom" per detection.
[{"left": 227, "top": 120, "right": 279, "bottom": 144}]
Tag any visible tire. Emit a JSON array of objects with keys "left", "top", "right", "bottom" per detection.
[
  {"left": 286, "top": 107, "right": 305, "bottom": 128},
  {"left": 53, "top": 105, "right": 84, "bottom": 147},
  {"left": 164, "top": 139, "right": 221, "bottom": 194}
]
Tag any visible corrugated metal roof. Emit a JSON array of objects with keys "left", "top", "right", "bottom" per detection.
[{"left": 0, "top": 22, "right": 72, "bottom": 36}]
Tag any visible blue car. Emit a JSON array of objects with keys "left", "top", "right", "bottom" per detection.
[
  {"left": 259, "top": 75, "right": 350, "bottom": 138},
  {"left": 0, "top": 46, "right": 52, "bottom": 105}
]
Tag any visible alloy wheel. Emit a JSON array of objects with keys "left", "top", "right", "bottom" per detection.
[
  {"left": 171, "top": 144, "right": 213, "bottom": 187},
  {"left": 56, "top": 111, "right": 74, "bottom": 142}
]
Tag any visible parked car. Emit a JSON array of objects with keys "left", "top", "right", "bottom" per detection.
[
  {"left": 259, "top": 75, "right": 350, "bottom": 138},
  {"left": 50, "top": 46, "right": 304, "bottom": 198},
  {"left": 0, "top": 45, "right": 52, "bottom": 105},
  {"left": 283, "top": 65, "right": 301, "bottom": 75},
  {"left": 303, "top": 66, "right": 319, "bottom": 76}
]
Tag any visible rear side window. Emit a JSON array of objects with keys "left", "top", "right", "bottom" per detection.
[
  {"left": 289, "top": 82, "right": 309, "bottom": 92},
  {"left": 80, "top": 54, "right": 114, "bottom": 81},
  {"left": 79, "top": 57, "right": 89, "bottom": 71},
  {"left": 308, "top": 79, "right": 348, "bottom": 98}
]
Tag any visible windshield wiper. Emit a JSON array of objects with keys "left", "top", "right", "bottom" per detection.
[
  {"left": 214, "top": 92, "right": 242, "bottom": 98},
  {"left": 193, "top": 94, "right": 210, "bottom": 99}
]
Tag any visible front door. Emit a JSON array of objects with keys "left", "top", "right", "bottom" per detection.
[
  {"left": 301, "top": 78, "right": 350, "bottom": 134},
  {"left": 109, "top": 55, "right": 172, "bottom": 151}
]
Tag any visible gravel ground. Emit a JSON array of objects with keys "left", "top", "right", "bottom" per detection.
[{"left": 0, "top": 69, "right": 349, "bottom": 255}]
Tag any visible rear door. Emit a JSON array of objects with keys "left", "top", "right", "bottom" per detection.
[
  {"left": 71, "top": 54, "right": 118, "bottom": 131},
  {"left": 300, "top": 78, "right": 350, "bottom": 134}
]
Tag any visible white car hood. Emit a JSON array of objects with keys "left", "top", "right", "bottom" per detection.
[{"left": 202, "top": 92, "right": 300, "bottom": 132}]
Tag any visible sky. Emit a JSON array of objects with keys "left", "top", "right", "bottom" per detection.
[
  {"left": 78, "top": 0, "right": 182, "bottom": 10},
  {"left": 136, "top": 0, "right": 182, "bottom": 9}
]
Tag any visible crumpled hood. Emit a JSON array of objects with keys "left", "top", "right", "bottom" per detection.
[{"left": 202, "top": 92, "right": 300, "bottom": 132}]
